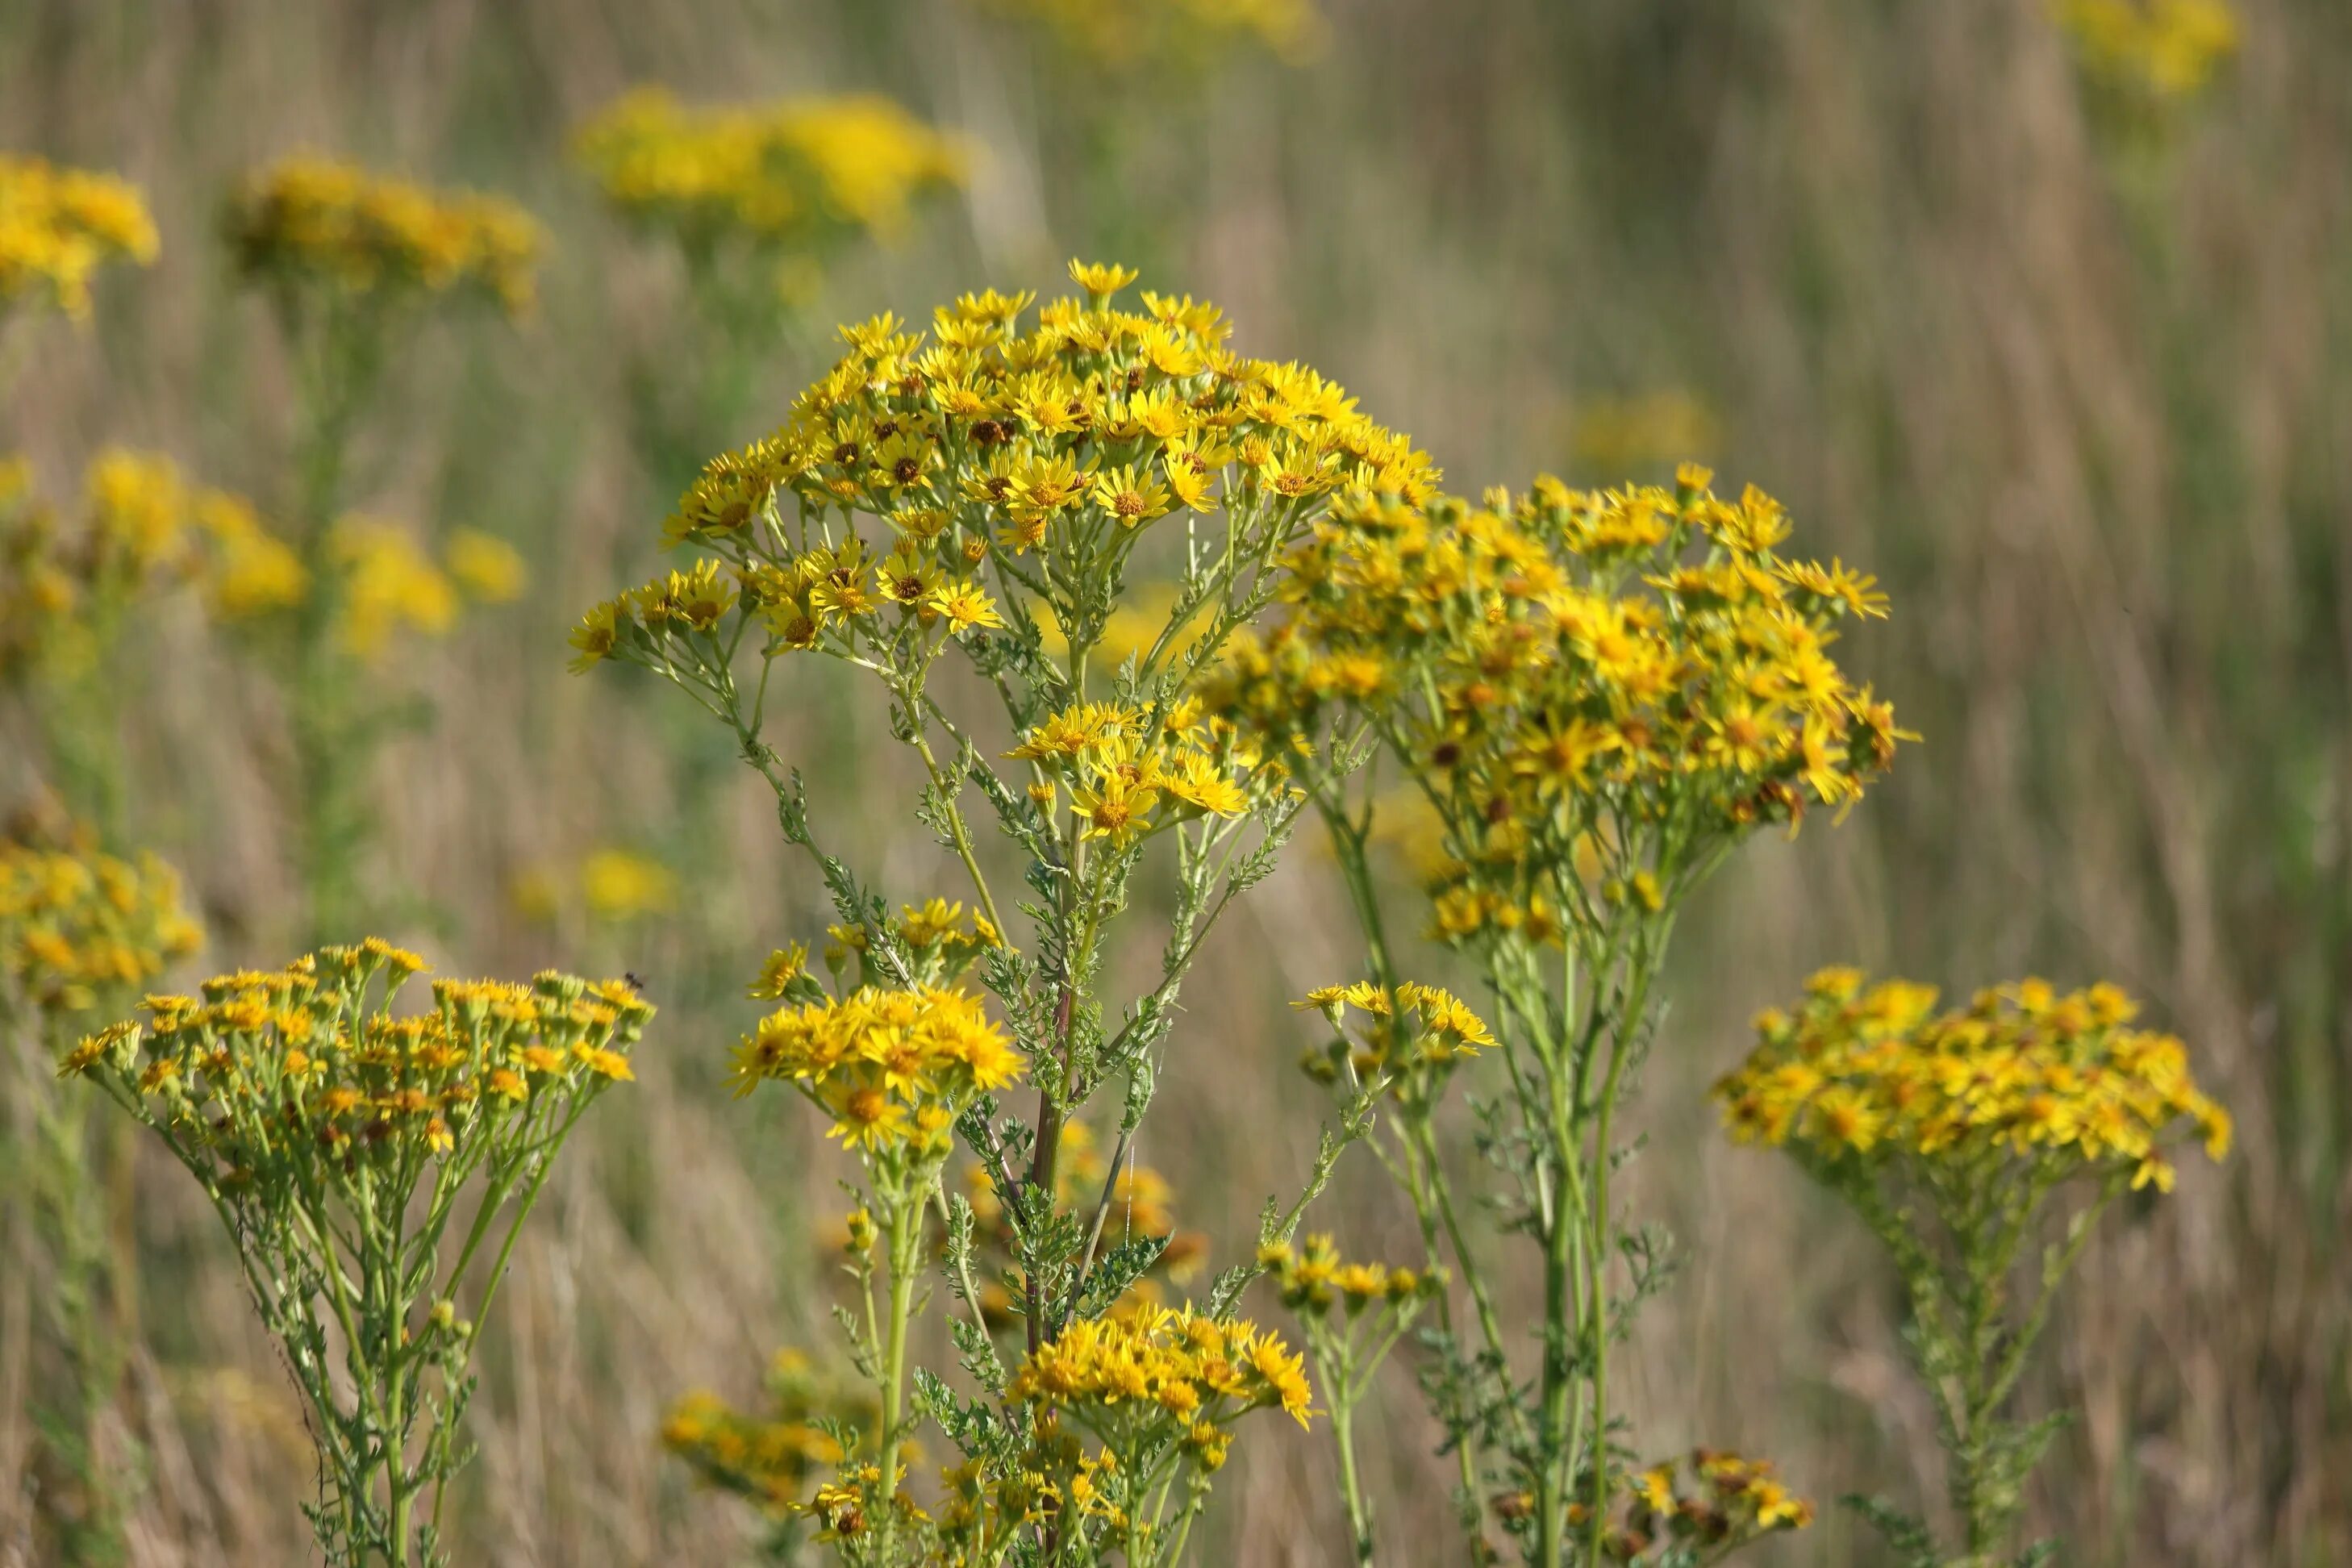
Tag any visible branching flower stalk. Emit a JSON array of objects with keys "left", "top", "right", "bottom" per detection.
[
  {"left": 573, "top": 86, "right": 968, "bottom": 490},
  {"left": 64, "top": 939, "right": 650, "bottom": 1566},
  {"left": 1716, "top": 970, "right": 2231, "bottom": 1567},
  {"left": 1216, "top": 469, "right": 1907, "bottom": 1565},
  {"left": 2, "top": 449, "right": 307, "bottom": 839},
  {"left": 1258, "top": 1233, "right": 1444, "bottom": 1563},
  {"left": 576, "top": 261, "right": 1433, "bottom": 1559},
  {"left": 223, "top": 156, "right": 541, "bottom": 939}
]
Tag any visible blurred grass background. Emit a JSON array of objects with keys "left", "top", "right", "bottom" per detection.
[{"left": 3, "top": 0, "right": 2348, "bottom": 1562}]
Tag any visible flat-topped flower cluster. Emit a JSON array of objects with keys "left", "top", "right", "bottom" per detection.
[
  {"left": 575, "top": 87, "right": 968, "bottom": 251},
  {"left": 573, "top": 263, "right": 1437, "bottom": 689},
  {"left": 729, "top": 983, "right": 1024, "bottom": 1154},
  {"left": 223, "top": 155, "right": 541, "bottom": 315},
  {"left": 1716, "top": 967, "right": 2232, "bottom": 1193},
  {"left": 0, "top": 816, "right": 199, "bottom": 1015},
  {"left": 62, "top": 938, "right": 649, "bottom": 1174},
  {"left": 0, "top": 152, "right": 156, "bottom": 319},
  {"left": 1010, "top": 1302, "right": 1312, "bottom": 1432},
  {"left": 1214, "top": 468, "right": 1909, "bottom": 945}
]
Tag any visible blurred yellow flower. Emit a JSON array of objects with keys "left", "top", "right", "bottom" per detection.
[
  {"left": 224, "top": 154, "right": 542, "bottom": 315},
  {"left": 974, "top": 0, "right": 1327, "bottom": 69},
  {"left": 327, "top": 515, "right": 457, "bottom": 661},
  {"left": 443, "top": 528, "right": 528, "bottom": 603},
  {"left": 574, "top": 87, "right": 967, "bottom": 257},
  {"left": 2058, "top": 0, "right": 2239, "bottom": 101},
  {"left": 579, "top": 847, "right": 678, "bottom": 921},
  {"left": 0, "top": 153, "right": 157, "bottom": 322}
]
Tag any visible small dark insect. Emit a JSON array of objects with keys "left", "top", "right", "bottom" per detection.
[{"left": 622, "top": 971, "right": 648, "bottom": 995}]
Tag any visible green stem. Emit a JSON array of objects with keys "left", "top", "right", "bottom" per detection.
[
  {"left": 875, "top": 1189, "right": 921, "bottom": 1559},
  {"left": 1333, "top": 1394, "right": 1376, "bottom": 1566}
]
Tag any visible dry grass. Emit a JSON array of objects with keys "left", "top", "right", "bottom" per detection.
[{"left": 2, "top": 0, "right": 2347, "bottom": 1562}]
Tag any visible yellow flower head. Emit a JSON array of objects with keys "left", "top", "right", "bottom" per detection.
[
  {"left": 0, "top": 154, "right": 157, "bottom": 321},
  {"left": 327, "top": 515, "right": 459, "bottom": 661},
  {"left": 2, "top": 810, "right": 200, "bottom": 1021},
  {"left": 729, "top": 985, "right": 1023, "bottom": 1158},
  {"left": 224, "top": 154, "right": 541, "bottom": 315},
  {"left": 661, "top": 1352, "right": 875, "bottom": 1515},
  {"left": 575, "top": 87, "right": 966, "bottom": 255},
  {"left": 1215, "top": 472, "right": 1911, "bottom": 949},
  {"left": 1716, "top": 969, "right": 2230, "bottom": 1190}
]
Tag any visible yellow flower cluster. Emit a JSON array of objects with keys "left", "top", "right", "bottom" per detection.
[
  {"left": 1294, "top": 979, "right": 1492, "bottom": 1106},
  {"left": 1603, "top": 1448, "right": 1812, "bottom": 1558},
  {"left": 2058, "top": 0, "right": 2239, "bottom": 100},
  {"left": 1257, "top": 1233, "right": 1435, "bottom": 1320},
  {"left": 821, "top": 896, "right": 1002, "bottom": 987},
  {"left": 575, "top": 87, "right": 967, "bottom": 253},
  {"left": 728, "top": 985, "right": 1024, "bottom": 1153},
  {"left": 1222, "top": 465, "right": 1908, "bottom": 942},
  {"left": 975, "top": 0, "right": 1327, "bottom": 69},
  {"left": 0, "top": 153, "right": 157, "bottom": 320},
  {"left": 60, "top": 939, "right": 650, "bottom": 1172},
  {"left": 573, "top": 262, "right": 1435, "bottom": 675},
  {"left": 511, "top": 845, "right": 678, "bottom": 928},
  {"left": 327, "top": 515, "right": 522, "bottom": 663},
  {"left": 1011, "top": 1301, "right": 1313, "bottom": 1432},
  {"left": 1716, "top": 968, "right": 2232, "bottom": 1194},
  {"left": 1009, "top": 698, "right": 1260, "bottom": 847},
  {"left": 661, "top": 1349, "right": 875, "bottom": 1514},
  {"left": 0, "top": 815, "right": 199, "bottom": 1017},
  {"left": 0, "top": 449, "right": 306, "bottom": 672},
  {"left": 223, "top": 155, "right": 541, "bottom": 315}
]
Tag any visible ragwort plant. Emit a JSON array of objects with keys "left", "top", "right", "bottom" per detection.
[
  {"left": 0, "top": 807, "right": 199, "bottom": 1562},
  {"left": 2, "top": 448, "right": 302, "bottom": 825},
  {"left": 1211, "top": 468, "right": 1900, "bottom": 1564},
  {"left": 573, "top": 260, "right": 1434, "bottom": 1562},
  {"left": 1256, "top": 1229, "right": 1445, "bottom": 1563},
  {"left": 223, "top": 155, "right": 542, "bottom": 938},
  {"left": 575, "top": 86, "right": 968, "bottom": 479},
  {"left": 1716, "top": 970, "right": 2230, "bottom": 1567},
  {"left": 64, "top": 940, "right": 652, "bottom": 1566}
]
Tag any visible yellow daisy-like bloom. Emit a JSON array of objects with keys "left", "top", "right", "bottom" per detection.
[
  {"left": 574, "top": 87, "right": 966, "bottom": 254},
  {"left": 1000, "top": 699, "right": 1258, "bottom": 849},
  {"left": 1011, "top": 1302, "right": 1313, "bottom": 1432},
  {"left": 1716, "top": 970, "right": 2230, "bottom": 1193},
  {"left": 0, "top": 154, "right": 157, "bottom": 321},
  {"left": 223, "top": 154, "right": 542, "bottom": 315},
  {"left": 1258, "top": 1232, "right": 1438, "bottom": 1320},
  {"left": 728, "top": 984, "right": 1023, "bottom": 1157},
  {"left": 1612, "top": 1448, "right": 1815, "bottom": 1547},
  {"left": 1294, "top": 979, "right": 1491, "bottom": 1109}
]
